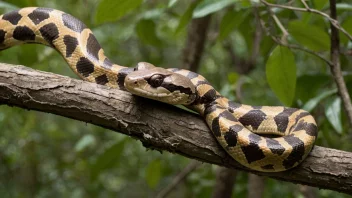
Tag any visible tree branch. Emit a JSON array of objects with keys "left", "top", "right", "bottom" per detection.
[
  {"left": 181, "top": 14, "right": 211, "bottom": 71},
  {"left": 258, "top": 7, "right": 333, "bottom": 67},
  {"left": 0, "top": 63, "right": 351, "bottom": 194},
  {"left": 329, "top": 0, "right": 352, "bottom": 127},
  {"left": 260, "top": 0, "right": 352, "bottom": 41},
  {"left": 211, "top": 167, "right": 237, "bottom": 198}
]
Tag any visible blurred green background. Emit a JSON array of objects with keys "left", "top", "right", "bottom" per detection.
[{"left": 0, "top": 0, "right": 351, "bottom": 197}]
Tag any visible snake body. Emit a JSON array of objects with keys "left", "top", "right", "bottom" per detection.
[{"left": 0, "top": 7, "right": 318, "bottom": 172}]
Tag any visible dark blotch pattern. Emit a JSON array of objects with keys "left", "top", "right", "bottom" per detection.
[
  {"left": 274, "top": 108, "right": 298, "bottom": 133},
  {"left": 28, "top": 8, "right": 50, "bottom": 25},
  {"left": 261, "top": 164, "right": 274, "bottom": 170},
  {"left": 238, "top": 110, "right": 266, "bottom": 130},
  {"left": 282, "top": 135, "right": 305, "bottom": 169},
  {"left": 289, "top": 111, "right": 311, "bottom": 132},
  {"left": 252, "top": 106, "right": 262, "bottom": 109},
  {"left": 293, "top": 120, "right": 318, "bottom": 137},
  {"left": 219, "top": 110, "right": 237, "bottom": 122},
  {"left": 95, "top": 74, "right": 109, "bottom": 85},
  {"left": 211, "top": 117, "right": 221, "bottom": 137},
  {"left": 204, "top": 103, "right": 218, "bottom": 116},
  {"left": 266, "top": 138, "right": 285, "bottom": 155},
  {"left": 86, "top": 33, "right": 101, "bottom": 60},
  {"left": 228, "top": 101, "right": 240, "bottom": 113},
  {"left": 224, "top": 125, "right": 243, "bottom": 147},
  {"left": 117, "top": 67, "right": 134, "bottom": 90},
  {"left": 13, "top": 26, "right": 35, "bottom": 41},
  {"left": 103, "top": 58, "right": 113, "bottom": 69},
  {"left": 76, "top": 57, "right": 95, "bottom": 77},
  {"left": 39, "top": 23, "right": 59, "bottom": 45},
  {"left": 186, "top": 71, "right": 199, "bottom": 79},
  {"left": 0, "top": 30, "right": 6, "bottom": 43},
  {"left": 195, "top": 80, "right": 211, "bottom": 86},
  {"left": 62, "top": 13, "right": 86, "bottom": 33},
  {"left": 199, "top": 89, "right": 218, "bottom": 104},
  {"left": 295, "top": 112, "right": 310, "bottom": 123},
  {"left": 161, "top": 83, "right": 193, "bottom": 95},
  {"left": 241, "top": 134, "right": 266, "bottom": 164},
  {"left": 2, "top": 11, "right": 22, "bottom": 25},
  {"left": 169, "top": 68, "right": 181, "bottom": 72},
  {"left": 63, "top": 35, "right": 78, "bottom": 57}
]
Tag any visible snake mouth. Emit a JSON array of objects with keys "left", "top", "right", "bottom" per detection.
[
  {"left": 132, "top": 87, "right": 174, "bottom": 98},
  {"left": 127, "top": 87, "right": 190, "bottom": 105}
]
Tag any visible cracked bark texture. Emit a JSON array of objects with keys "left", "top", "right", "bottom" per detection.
[{"left": 0, "top": 63, "right": 351, "bottom": 195}]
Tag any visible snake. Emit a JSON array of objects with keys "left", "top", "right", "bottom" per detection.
[{"left": 0, "top": 7, "right": 318, "bottom": 172}]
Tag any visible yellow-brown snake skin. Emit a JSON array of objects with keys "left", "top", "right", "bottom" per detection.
[{"left": 0, "top": 7, "right": 318, "bottom": 172}]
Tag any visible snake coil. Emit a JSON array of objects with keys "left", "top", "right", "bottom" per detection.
[{"left": 0, "top": 7, "right": 318, "bottom": 172}]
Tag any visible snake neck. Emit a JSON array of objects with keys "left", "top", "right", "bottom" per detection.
[{"left": 0, "top": 7, "right": 133, "bottom": 89}]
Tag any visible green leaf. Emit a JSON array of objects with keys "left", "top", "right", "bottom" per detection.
[
  {"left": 325, "top": 97, "right": 342, "bottom": 134},
  {"left": 145, "top": 159, "right": 161, "bottom": 189},
  {"left": 240, "top": 0, "right": 251, "bottom": 7},
  {"left": 90, "top": 139, "right": 126, "bottom": 180},
  {"left": 95, "top": 0, "right": 143, "bottom": 24},
  {"left": 227, "top": 72, "right": 239, "bottom": 84},
  {"left": 313, "top": 0, "right": 328, "bottom": 10},
  {"left": 136, "top": 19, "right": 162, "bottom": 47},
  {"left": 340, "top": 17, "right": 352, "bottom": 44},
  {"left": 266, "top": 46, "right": 296, "bottom": 106},
  {"left": 218, "top": 9, "right": 249, "bottom": 42},
  {"left": 0, "top": 2, "right": 18, "bottom": 11},
  {"left": 74, "top": 134, "right": 96, "bottom": 152},
  {"left": 302, "top": 89, "right": 337, "bottom": 112},
  {"left": 288, "top": 20, "right": 330, "bottom": 51},
  {"left": 296, "top": 74, "right": 331, "bottom": 103},
  {"left": 175, "top": 1, "right": 200, "bottom": 34},
  {"left": 168, "top": 0, "right": 178, "bottom": 8},
  {"left": 193, "top": 0, "right": 238, "bottom": 18}
]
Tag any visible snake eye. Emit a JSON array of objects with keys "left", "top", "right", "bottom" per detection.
[{"left": 149, "top": 74, "right": 164, "bottom": 87}]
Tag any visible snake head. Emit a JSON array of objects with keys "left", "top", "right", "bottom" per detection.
[{"left": 125, "top": 65, "right": 196, "bottom": 105}]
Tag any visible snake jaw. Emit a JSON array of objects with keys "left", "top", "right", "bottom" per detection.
[{"left": 124, "top": 67, "right": 196, "bottom": 105}]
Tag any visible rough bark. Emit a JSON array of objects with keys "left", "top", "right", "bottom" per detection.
[{"left": 0, "top": 63, "right": 351, "bottom": 195}]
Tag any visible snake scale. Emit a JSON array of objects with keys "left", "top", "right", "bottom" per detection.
[{"left": 0, "top": 7, "right": 318, "bottom": 172}]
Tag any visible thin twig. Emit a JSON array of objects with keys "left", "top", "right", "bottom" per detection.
[
  {"left": 329, "top": 0, "right": 352, "bottom": 127},
  {"left": 259, "top": 18, "right": 333, "bottom": 66},
  {"left": 264, "top": 5, "right": 289, "bottom": 43},
  {"left": 300, "top": 0, "right": 310, "bottom": 9},
  {"left": 260, "top": 0, "right": 352, "bottom": 41}
]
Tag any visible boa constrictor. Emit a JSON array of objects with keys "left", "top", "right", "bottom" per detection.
[{"left": 0, "top": 7, "right": 318, "bottom": 172}]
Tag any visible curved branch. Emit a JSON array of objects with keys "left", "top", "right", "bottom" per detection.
[
  {"left": 0, "top": 63, "right": 351, "bottom": 194},
  {"left": 260, "top": 0, "right": 352, "bottom": 41}
]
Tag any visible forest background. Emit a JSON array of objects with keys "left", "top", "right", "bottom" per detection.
[{"left": 0, "top": 0, "right": 351, "bottom": 197}]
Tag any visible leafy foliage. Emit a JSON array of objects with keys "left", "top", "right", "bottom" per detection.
[
  {"left": 266, "top": 46, "right": 296, "bottom": 106},
  {"left": 95, "top": 0, "right": 143, "bottom": 24},
  {"left": 0, "top": 0, "right": 351, "bottom": 197}
]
